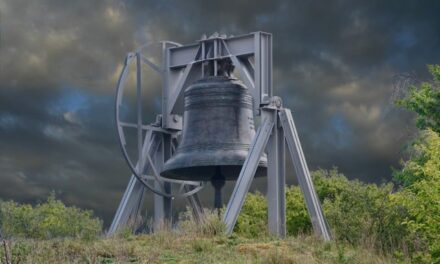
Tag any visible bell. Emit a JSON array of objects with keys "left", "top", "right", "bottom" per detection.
[{"left": 161, "top": 75, "right": 267, "bottom": 182}]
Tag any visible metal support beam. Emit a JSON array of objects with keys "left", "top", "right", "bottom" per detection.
[
  {"left": 108, "top": 130, "right": 158, "bottom": 236},
  {"left": 279, "top": 108, "right": 331, "bottom": 241},
  {"left": 223, "top": 117, "right": 274, "bottom": 235},
  {"left": 154, "top": 133, "right": 173, "bottom": 229},
  {"left": 108, "top": 175, "right": 146, "bottom": 235},
  {"left": 266, "top": 109, "right": 286, "bottom": 237},
  {"left": 184, "top": 185, "right": 204, "bottom": 223}
]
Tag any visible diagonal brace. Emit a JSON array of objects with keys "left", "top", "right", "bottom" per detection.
[
  {"left": 279, "top": 108, "right": 331, "bottom": 241},
  {"left": 223, "top": 117, "right": 275, "bottom": 235}
]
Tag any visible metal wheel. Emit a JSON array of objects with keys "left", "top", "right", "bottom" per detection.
[{"left": 115, "top": 44, "right": 204, "bottom": 198}]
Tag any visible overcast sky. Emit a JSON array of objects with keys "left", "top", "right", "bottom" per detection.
[{"left": 1, "top": 0, "right": 439, "bottom": 225}]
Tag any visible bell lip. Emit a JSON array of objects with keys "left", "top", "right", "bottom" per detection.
[
  {"left": 160, "top": 164, "right": 268, "bottom": 181},
  {"left": 161, "top": 150, "right": 267, "bottom": 172},
  {"left": 161, "top": 149, "right": 268, "bottom": 181}
]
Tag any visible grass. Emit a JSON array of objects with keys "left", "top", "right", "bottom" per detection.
[
  {"left": 0, "top": 210, "right": 401, "bottom": 263},
  {"left": 0, "top": 232, "right": 399, "bottom": 264}
]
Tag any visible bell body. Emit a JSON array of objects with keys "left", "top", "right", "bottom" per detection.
[{"left": 161, "top": 76, "right": 267, "bottom": 181}]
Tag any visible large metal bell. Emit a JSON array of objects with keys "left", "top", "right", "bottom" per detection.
[{"left": 161, "top": 76, "right": 267, "bottom": 181}]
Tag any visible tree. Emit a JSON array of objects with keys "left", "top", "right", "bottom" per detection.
[
  {"left": 396, "top": 65, "right": 440, "bottom": 134},
  {"left": 394, "top": 65, "right": 440, "bottom": 262}
]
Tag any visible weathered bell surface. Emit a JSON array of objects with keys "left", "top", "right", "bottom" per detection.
[{"left": 161, "top": 76, "right": 267, "bottom": 181}]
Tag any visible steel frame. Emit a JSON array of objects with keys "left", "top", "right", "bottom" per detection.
[
  {"left": 110, "top": 32, "right": 331, "bottom": 240},
  {"left": 223, "top": 100, "right": 331, "bottom": 240}
]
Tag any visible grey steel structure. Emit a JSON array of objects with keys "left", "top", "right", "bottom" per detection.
[{"left": 109, "top": 32, "right": 331, "bottom": 240}]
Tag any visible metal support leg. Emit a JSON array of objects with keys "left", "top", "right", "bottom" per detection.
[
  {"left": 108, "top": 175, "right": 146, "bottom": 235},
  {"left": 266, "top": 110, "right": 286, "bottom": 237},
  {"left": 154, "top": 134, "right": 173, "bottom": 229},
  {"left": 223, "top": 117, "right": 275, "bottom": 235},
  {"left": 184, "top": 185, "right": 204, "bottom": 223},
  {"left": 108, "top": 131, "right": 158, "bottom": 236},
  {"left": 279, "top": 108, "right": 331, "bottom": 241}
]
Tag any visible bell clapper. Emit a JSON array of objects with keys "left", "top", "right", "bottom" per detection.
[{"left": 211, "top": 167, "right": 226, "bottom": 215}]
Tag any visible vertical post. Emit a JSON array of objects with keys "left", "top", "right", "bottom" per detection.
[
  {"left": 136, "top": 53, "right": 143, "bottom": 168},
  {"left": 154, "top": 133, "right": 173, "bottom": 229},
  {"left": 213, "top": 39, "right": 218, "bottom": 76},
  {"left": 266, "top": 109, "right": 286, "bottom": 237},
  {"left": 161, "top": 42, "right": 171, "bottom": 130},
  {"left": 279, "top": 108, "right": 331, "bottom": 241}
]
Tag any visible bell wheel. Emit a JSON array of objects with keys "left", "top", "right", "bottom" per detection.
[{"left": 115, "top": 44, "right": 204, "bottom": 198}]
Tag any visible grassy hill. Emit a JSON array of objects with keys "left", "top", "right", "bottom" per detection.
[{"left": 2, "top": 233, "right": 396, "bottom": 264}]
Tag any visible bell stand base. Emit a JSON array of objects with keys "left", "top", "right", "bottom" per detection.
[
  {"left": 223, "top": 101, "right": 331, "bottom": 240},
  {"left": 107, "top": 131, "right": 203, "bottom": 236}
]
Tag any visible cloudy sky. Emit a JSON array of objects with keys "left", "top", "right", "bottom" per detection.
[{"left": 1, "top": 0, "right": 439, "bottom": 226}]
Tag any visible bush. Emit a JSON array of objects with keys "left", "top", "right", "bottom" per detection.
[
  {"left": 391, "top": 130, "right": 440, "bottom": 262},
  {"left": 235, "top": 169, "right": 397, "bottom": 241},
  {"left": 314, "top": 169, "right": 404, "bottom": 252},
  {"left": 0, "top": 193, "right": 102, "bottom": 240},
  {"left": 234, "top": 192, "right": 268, "bottom": 237},
  {"left": 234, "top": 170, "right": 402, "bottom": 254}
]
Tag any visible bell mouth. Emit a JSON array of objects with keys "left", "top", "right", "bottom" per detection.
[
  {"left": 161, "top": 164, "right": 267, "bottom": 181},
  {"left": 160, "top": 147, "right": 267, "bottom": 181}
]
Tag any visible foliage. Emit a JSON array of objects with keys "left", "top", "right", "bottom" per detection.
[
  {"left": 235, "top": 167, "right": 439, "bottom": 262},
  {"left": 315, "top": 170, "right": 400, "bottom": 249},
  {"left": 237, "top": 169, "right": 393, "bottom": 239},
  {"left": 393, "top": 130, "right": 440, "bottom": 187},
  {"left": 391, "top": 64, "right": 440, "bottom": 262},
  {"left": 391, "top": 130, "right": 440, "bottom": 263},
  {"left": 234, "top": 191, "right": 268, "bottom": 237},
  {"left": 285, "top": 186, "right": 310, "bottom": 235},
  {"left": 0, "top": 193, "right": 102, "bottom": 240},
  {"left": 396, "top": 64, "right": 440, "bottom": 134}
]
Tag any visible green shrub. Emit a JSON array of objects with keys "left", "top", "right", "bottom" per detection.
[
  {"left": 313, "top": 169, "right": 404, "bottom": 251},
  {"left": 0, "top": 193, "right": 102, "bottom": 240},
  {"left": 391, "top": 130, "right": 440, "bottom": 263},
  {"left": 285, "top": 186, "right": 311, "bottom": 235},
  {"left": 234, "top": 192, "right": 268, "bottom": 237},
  {"left": 235, "top": 169, "right": 398, "bottom": 242},
  {"left": 235, "top": 164, "right": 439, "bottom": 263}
]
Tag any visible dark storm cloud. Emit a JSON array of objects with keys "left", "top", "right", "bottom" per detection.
[{"left": 1, "top": 0, "right": 439, "bottom": 224}]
